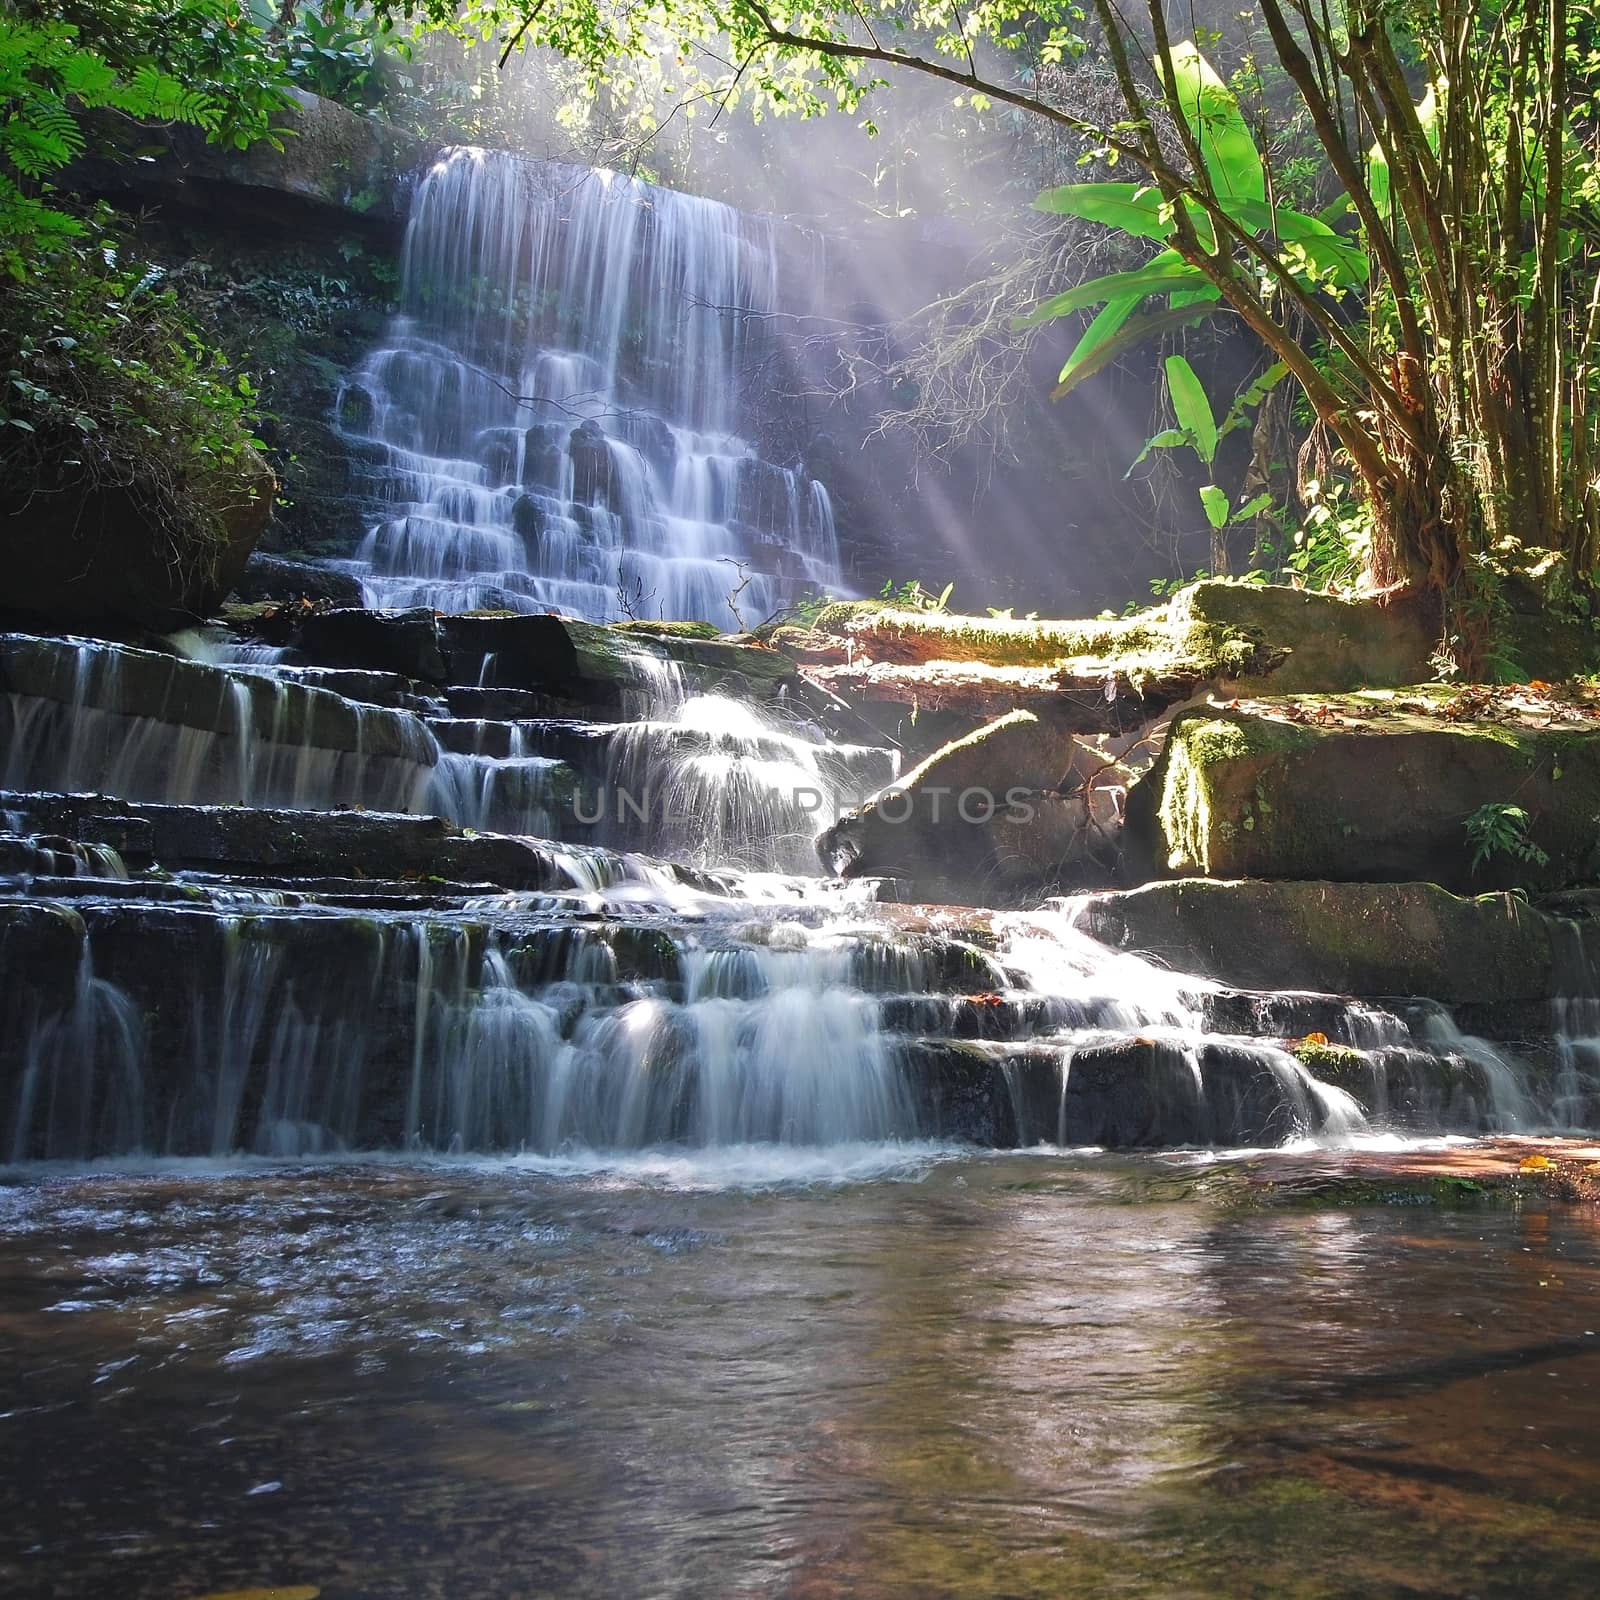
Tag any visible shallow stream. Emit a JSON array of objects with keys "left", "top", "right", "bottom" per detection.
[{"left": 4, "top": 1150, "right": 1599, "bottom": 1598}]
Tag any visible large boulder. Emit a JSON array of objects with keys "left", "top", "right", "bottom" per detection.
[
  {"left": 1073, "top": 878, "right": 1588, "bottom": 1004},
  {"left": 3, "top": 445, "right": 274, "bottom": 632},
  {"left": 1167, "top": 582, "right": 1437, "bottom": 690},
  {"left": 1125, "top": 687, "right": 1600, "bottom": 892},
  {"left": 816, "top": 710, "right": 1131, "bottom": 903}
]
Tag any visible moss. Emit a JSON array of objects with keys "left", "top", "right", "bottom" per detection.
[
  {"left": 811, "top": 598, "right": 890, "bottom": 634},
  {"left": 612, "top": 619, "right": 721, "bottom": 641},
  {"left": 1150, "top": 708, "right": 1329, "bottom": 873},
  {"left": 1289, "top": 1039, "right": 1367, "bottom": 1076}
]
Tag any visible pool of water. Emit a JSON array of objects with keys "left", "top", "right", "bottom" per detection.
[{"left": 3, "top": 1148, "right": 1599, "bottom": 1598}]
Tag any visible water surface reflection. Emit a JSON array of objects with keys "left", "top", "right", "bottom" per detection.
[{"left": 2, "top": 1152, "right": 1598, "bottom": 1598}]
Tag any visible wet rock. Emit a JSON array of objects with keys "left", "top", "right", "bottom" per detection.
[
  {"left": 569, "top": 420, "right": 616, "bottom": 508},
  {"left": 1072, "top": 878, "right": 1581, "bottom": 1005},
  {"left": 511, "top": 493, "right": 547, "bottom": 551},
  {"left": 734, "top": 457, "right": 798, "bottom": 535},
  {"left": 1125, "top": 691, "right": 1600, "bottom": 891},
  {"left": 0, "top": 793, "right": 573, "bottom": 891},
  {"left": 295, "top": 608, "right": 448, "bottom": 685},
  {"left": 337, "top": 383, "right": 377, "bottom": 434},
  {"left": 270, "top": 666, "right": 434, "bottom": 711},
  {"left": 0, "top": 635, "right": 437, "bottom": 806},
  {"left": 230, "top": 552, "right": 366, "bottom": 607},
  {"left": 614, "top": 412, "right": 678, "bottom": 477},
  {"left": 0, "top": 900, "right": 85, "bottom": 1005},
  {"left": 521, "top": 423, "right": 567, "bottom": 489},
  {"left": 817, "top": 711, "right": 1129, "bottom": 904},
  {"left": 439, "top": 614, "right": 795, "bottom": 711}
]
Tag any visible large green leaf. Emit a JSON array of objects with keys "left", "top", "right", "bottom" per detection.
[
  {"left": 1014, "top": 251, "right": 1210, "bottom": 330},
  {"left": 1052, "top": 302, "right": 1219, "bottom": 399},
  {"left": 1227, "top": 197, "right": 1367, "bottom": 286},
  {"left": 1034, "top": 181, "right": 1218, "bottom": 251},
  {"left": 1165, "top": 354, "right": 1218, "bottom": 463},
  {"left": 1160, "top": 42, "right": 1265, "bottom": 207},
  {"left": 1169, "top": 285, "right": 1223, "bottom": 309},
  {"left": 1033, "top": 181, "right": 1171, "bottom": 239},
  {"left": 1055, "top": 294, "right": 1140, "bottom": 389}
]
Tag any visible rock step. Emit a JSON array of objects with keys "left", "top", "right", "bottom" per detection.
[
  {"left": 0, "top": 792, "right": 579, "bottom": 890},
  {"left": 227, "top": 608, "right": 801, "bottom": 712}
]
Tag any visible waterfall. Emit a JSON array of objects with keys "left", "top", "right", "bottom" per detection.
[
  {"left": 11, "top": 890, "right": 1597, "bottom": 1164},
  {"left": 338, "top": 149, "right": 844, "bottom": 623}
]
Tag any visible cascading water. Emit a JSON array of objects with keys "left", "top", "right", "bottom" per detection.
[
  {"left": 7, "top": 614, "right": 1600, "bottom": 1162},
  {"left": 338, "top": 149, "right": 844, "bottom": 623}
]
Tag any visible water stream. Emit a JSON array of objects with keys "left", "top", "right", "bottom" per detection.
[{"left": 3, "top": 1157, "right": 1600, "bottom": 1600}]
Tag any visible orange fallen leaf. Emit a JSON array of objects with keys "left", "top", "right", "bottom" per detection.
[
  {"left": 1301, "top": 1031, "right": 1330, "bottom": 1047},
  {"left": 1520, "top": 1154, "right": 1557, "bottom": 1172}
]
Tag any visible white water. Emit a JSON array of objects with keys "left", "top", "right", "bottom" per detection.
[{"left": 338, "top": 150, "right": 843, "bottom": 622}]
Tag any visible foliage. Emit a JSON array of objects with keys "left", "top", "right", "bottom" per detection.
[
  {"left": 250, "top": 0, "right": 413, "bottom": 111},
  {"left": 879, "top": 577, "right": 954, "bottom": 612},
  {"left": 1464, "top": 802, "right": 1551, "bottom": 876},
  {"left": 1260, "top": 478, "right": 1374, "bottom": 594},
  {"left": 0, "top": 5, "right": 294, "bottom": 583},
  {"left": 0, "top": 220, "right": 266, "bottom": 583},
  {"left": 0, "top": 3, "right": 293, "bottom": 274}
]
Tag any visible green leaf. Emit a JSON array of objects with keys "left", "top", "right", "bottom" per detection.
[
  {"left": 1200, "top": 484, "right": 1230, "bottom": 529},
  {"left": 1165, "top": 355, "right": 1218, "bottom": 463},
  {"left": 1034, "top": 181, "right": 1172, "bottom": 238},
  {"left": 1126, "top": 427, "right": 1191, "bottom": 476},
  {"left": 1033, "top": 181, "right": 1216, "bottom": 250},
  {"left": 1237, "top": 361, "right": 1291, "bottom": 411},
  {"left": 1169, "top": 285, "right": 1222, "bottom": 309},
  {"left": 1015, "top": 251, "right": 1210, "bottom": 330},
  {"left": 1055, "top": 294, "right": 1139, "bottom": 388},
  {"left": 1227, "top": 198, "right": 1368, "bottom": 285},
  {"left": 1051, "top": 301, "right": 1219, "bottom": 399},
  {"left": 1159, "top": 42, "right": 1265, "bottom": 207},
  {"left": 1231, "top": 491, "right": 1275, "bottom": 522}
]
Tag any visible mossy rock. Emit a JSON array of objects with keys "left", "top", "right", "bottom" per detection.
[
  {"left": 1171, "top": 581, "right": 1436, "bottom": 691},
  {"left": 1127, "top": 690, "right": 1600, "bottom": 891},
  {"left": 1074, "top": 877, "right": 1578, "bottom": 1004},
  {"left": 837, "top": 582, "right": 1451, "bottom": 698},
  {"left": 612, "top": 620, "right": 722, "bottom": 641}
]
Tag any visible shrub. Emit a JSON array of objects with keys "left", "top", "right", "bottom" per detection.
[{"left": 0, "top": 223, "right": 267, "bottom": 590}]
